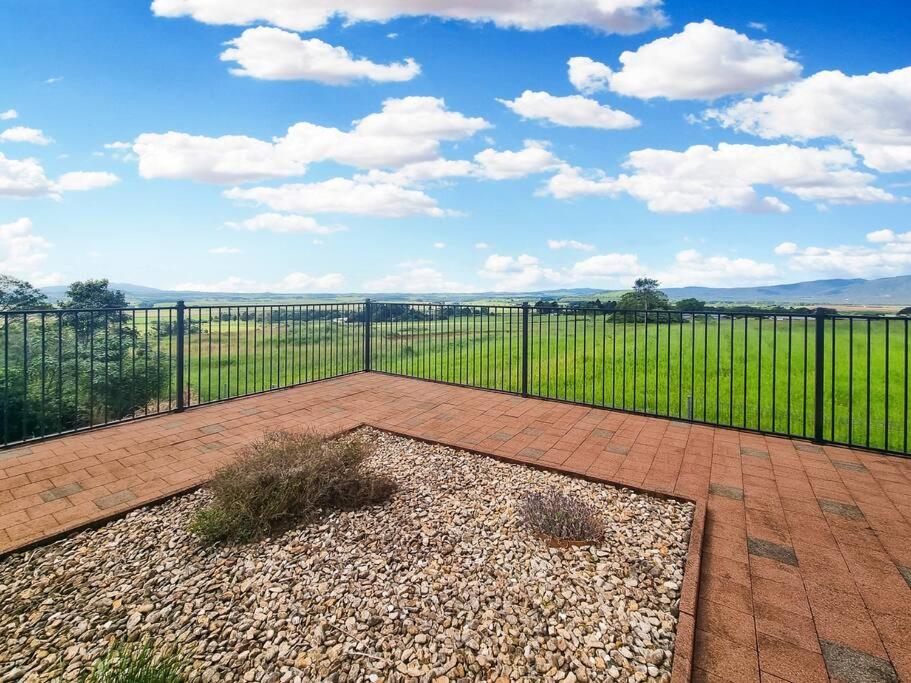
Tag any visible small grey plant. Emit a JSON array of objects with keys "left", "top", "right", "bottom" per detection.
[{"left": 519, "top": 489, "right": 605, "bottom": 545}]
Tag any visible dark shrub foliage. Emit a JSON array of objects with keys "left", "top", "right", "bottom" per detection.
[
  {"left": 519, "top": 489, "right": 605, "bottom": 545},
  {"left": 189, "top": 431, "right": 397, "bottom": 544}
]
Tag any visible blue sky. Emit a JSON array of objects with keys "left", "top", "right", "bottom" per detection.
[{"left": 1, "top": 0, "right": 910, "bottom": 293}]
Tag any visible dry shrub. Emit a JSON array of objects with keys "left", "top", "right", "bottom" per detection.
[
  {"left": 519, "top": 489, "right": 604, "bottom": 545},
  {"left": 189, "top": 431, "right": 396, "bottom": 544}
]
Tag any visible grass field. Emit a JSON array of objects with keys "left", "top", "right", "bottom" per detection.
[{"left": 4, "top": 306, "right": 910, "bottom": 453}]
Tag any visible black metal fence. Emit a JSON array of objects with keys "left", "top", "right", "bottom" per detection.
[{"left": 2, "top": 300, "right": 909, "bottom": 456}]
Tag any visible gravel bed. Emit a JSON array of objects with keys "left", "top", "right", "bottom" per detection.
[{"left": 0, "top": 428, "right": 694, "bottom": 682}]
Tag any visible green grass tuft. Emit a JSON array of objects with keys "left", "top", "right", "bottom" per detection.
[{"left": 81, "top": 641, "right": 185, "bottom": 683}]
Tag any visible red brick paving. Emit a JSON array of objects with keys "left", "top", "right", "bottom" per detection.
[{"left": 2, "top": 373, "right": 911, "bottom": 682}]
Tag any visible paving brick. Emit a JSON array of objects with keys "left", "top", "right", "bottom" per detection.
[
  {"left": 758, "top": 633, "right": 829, "bottom": 683},
  {"left": 2, "top": 373, "right": 911, "bottom": 679},
  {"left": 94, "top": 489, "right": 137, "bottom": 510},
  {"left": 38, "top": 481, "right": 84, "bottom": 503}
]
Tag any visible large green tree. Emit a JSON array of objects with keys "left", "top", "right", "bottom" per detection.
[
  {"left": 60, "top": 279, "right": 128, "bottom": 309},
  {"left": 0, "top": 275, "right": 49, "bottom": 311},
  {"left": 616, "top": 277, "right": 670, "bottom": 311}
]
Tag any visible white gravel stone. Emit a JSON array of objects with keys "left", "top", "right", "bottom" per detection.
[{"left": 0, "top": 428, "right": 693, "bottom": 682}]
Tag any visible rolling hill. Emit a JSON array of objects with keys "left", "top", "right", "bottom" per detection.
[{"left": 39, "top": 276, "right": 911, "bottom": 307}]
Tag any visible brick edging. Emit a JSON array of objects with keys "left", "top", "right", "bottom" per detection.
[{"left": 0, "top": 422, "right": 706, "bottom": 682}]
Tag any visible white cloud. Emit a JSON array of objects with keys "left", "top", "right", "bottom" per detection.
[
  {"left": 103, "top": 141, "right": 137, "bottom": 162},
  {"left": 433, "top": 241, "right": 446, "bottom": 249},
  {"left": 548, "top": 239, "right": 595, "bottom": 251},
  {"left": 0, "top": 217, "right": 63, "bottom": 286},
  {"left": 475, "top": 242, "right": 490, "bottom": 249},
  {"left": 225, "top": 177, "right": 451, "bottom": 217},
  {"left": 359, "top": 141, "right": 560, "bottom": 186},
  {"left": 0, "top": 127, "right": 52, "bottom": 145},
  {"left": 748, "top": 22, "right": 767, "bottom": 32},
  {"left": 0, "top": 153, "right": 119, "bottom": 198},
  {"left": 174, "top": 272, "right": 345, "bottom": 293},
  {"left": 357, "top": 158, "right": 475, "bottom": 186},
  {"left": 570, "top": 20, "right": 800, "bottom": 100},
  {"left": 220, "top": 27, "right": 420, "bottom": 84},
  {"left": 545, "top": 143, "right": 894, "bottom": 213},
  {"left": 478, "top": 253, "right": 565, "bottom": 290},
  {"left": 227, "top": 212, "right": 346, "bottom": 234},
  {"left": 133, "top": 131, "right": 305, "bottom": 184},
  {"left": 473, "top": 140, "right": 562, "bottom": 179},
  {"left": 44, "top": 77, "right": 63, "bottom": 85},
  {"left": 703, "top": 66, "right": 911, "bottom": 172},
  {"left": 53, "top": 171, "right": 120, "bottom": 192},
  {"left": 658, "top": 249, "right": 777, "bottom": 287},
  {"left": 0, "top": 110, "right": 17, "bottom": 121},
  {"left": 0, "top": 154, "right": 54, "bottom": 197},
  {"left": 570, "top": 252, "right": 642, "bottom": 278},
  {"left": 364, "top": 265, "right": 467, "bottom": 293},
  {"left": 778, "top": 231, "right": 911, "bottom": 279},
  {"left": 479, "top": 250, "right": 642, "bottom": 290},
  {"left": 499, "top": 90, "right": 639, "bottom": 129},
  {"left": 132, "top": 96, "right": 490, "bottom": 183},
  {"left": 567, "top": 57, "right": 614, "bottom": 95},
  {"left": 774, "top": 241, "right": 798, "bottom": 255},
  {"left": 151, "top": 0, "right": 668, "bottom": 34},
  {"left": 208, "top": 246, "right": 241, "bottom": 254}
]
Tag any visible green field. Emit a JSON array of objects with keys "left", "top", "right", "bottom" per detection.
[{"left": 3, "top": 307, "right": 910, "bottom": 453}]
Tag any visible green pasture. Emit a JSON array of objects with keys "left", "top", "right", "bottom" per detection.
[{"left": 3, "top": 308, "right": 910, "bottom": 453}]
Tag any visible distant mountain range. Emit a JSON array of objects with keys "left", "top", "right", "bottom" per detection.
[{"left": 41, "top": 276, "right": 911, "bottom": 307}]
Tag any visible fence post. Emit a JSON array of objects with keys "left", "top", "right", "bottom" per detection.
[
  {"left": 364, "top": 298, "right": 372, "bottom": 372},
  {"left": 813, "top": 309, "right": 826, "bottom": 443},
  {"left": 175, "top": 300, "right": 186, "bottom": 412},
  {"left": 521, "top": 302, "right": 529, "bottom": 397}
]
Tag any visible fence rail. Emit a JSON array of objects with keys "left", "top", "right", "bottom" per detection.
[{"left": 2, "top": 300, "right": 909, "bottom": 456}]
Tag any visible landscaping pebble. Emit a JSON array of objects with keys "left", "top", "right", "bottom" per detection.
[{"left": 0, "top": 428, "right": 694, "bottom": 682}]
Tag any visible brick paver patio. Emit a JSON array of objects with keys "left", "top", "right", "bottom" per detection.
[{"left": 2, "top": 373, "right": 910, "bottom": 681}]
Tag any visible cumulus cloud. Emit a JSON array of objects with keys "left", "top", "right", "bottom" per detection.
[
  {"left": 567, "top": 57, "right": 614, "bottom": 95},
  {"left": 0, "top": 217, "right": 62, "bottom": 286},
  {"left": 703, "top": 66, "right": 911, "bottom": 172},
  {"left": 548, "top": 239, "right": 595, "bottom": 251},
  {"left": 151, "top": 0, "right": 668, "bottom": 34},
  {"left": 433, "top": 241, "right": 446, "bottom": 249},
  {"left": 0, "top": 127, "right": 52, "bottom": 145},
  {"left": 545, "top": 143, "right": 894, "bottom": 213},
  {"left": 225, "top": 178, "right": 451, "bottom": 217},
  {"left": 359, "top": 141, "right": 561, "bottom": 186},
  {"left": 364, "top": 265, "right": 467, "bottom": 293},
  {"left": 774, "top": 241, "right": 798, "bottom": 255},
  {"left": 0, "top": 110, "right": 17, "bottom": 121},
  {"left": 221, "top": 27, "right": 420, "bottom": 84},
  {"left": 570, "top": 252, "right": 643, "bottom": 278},
  {"left": 499, "top": 90, "right": 639, "bottom": 129},
  {"left": 479, "top": 250, "right": 643, "bottom": 290},
  {"left": 226, "top": 212, "right": 346, "bottom": 234},
  {"left": 54, "top": 171, "right": 120, "bottom": 192},
  {"left": 132, "top": 97, "right": 490, "bottom": 183},
  {"left": 0, "top": 153, "right": 119, "bottom": 198},
  {"left": 778, "top": 230, "right": 911, "bottom": 279},
  {"left": 569, "top": 20, "right": 800, "bottom": 100},
  {"left": 473, "top": 140, "right": 562, "bottom": 179},
  {"left": 658, "top": 249, "right": 777, "bottom": 287},
  {"left": 174, "top": 272, "right": 345, "bottom": 293},
  {"left": 475, "top": 242, "right": 490, "bottom": 249},
  {"left": 356, "top": 158, "right": 475, "bottom": 186},
  {"left": 478, "top": 253, "right": 566, "bottom": 290}
]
